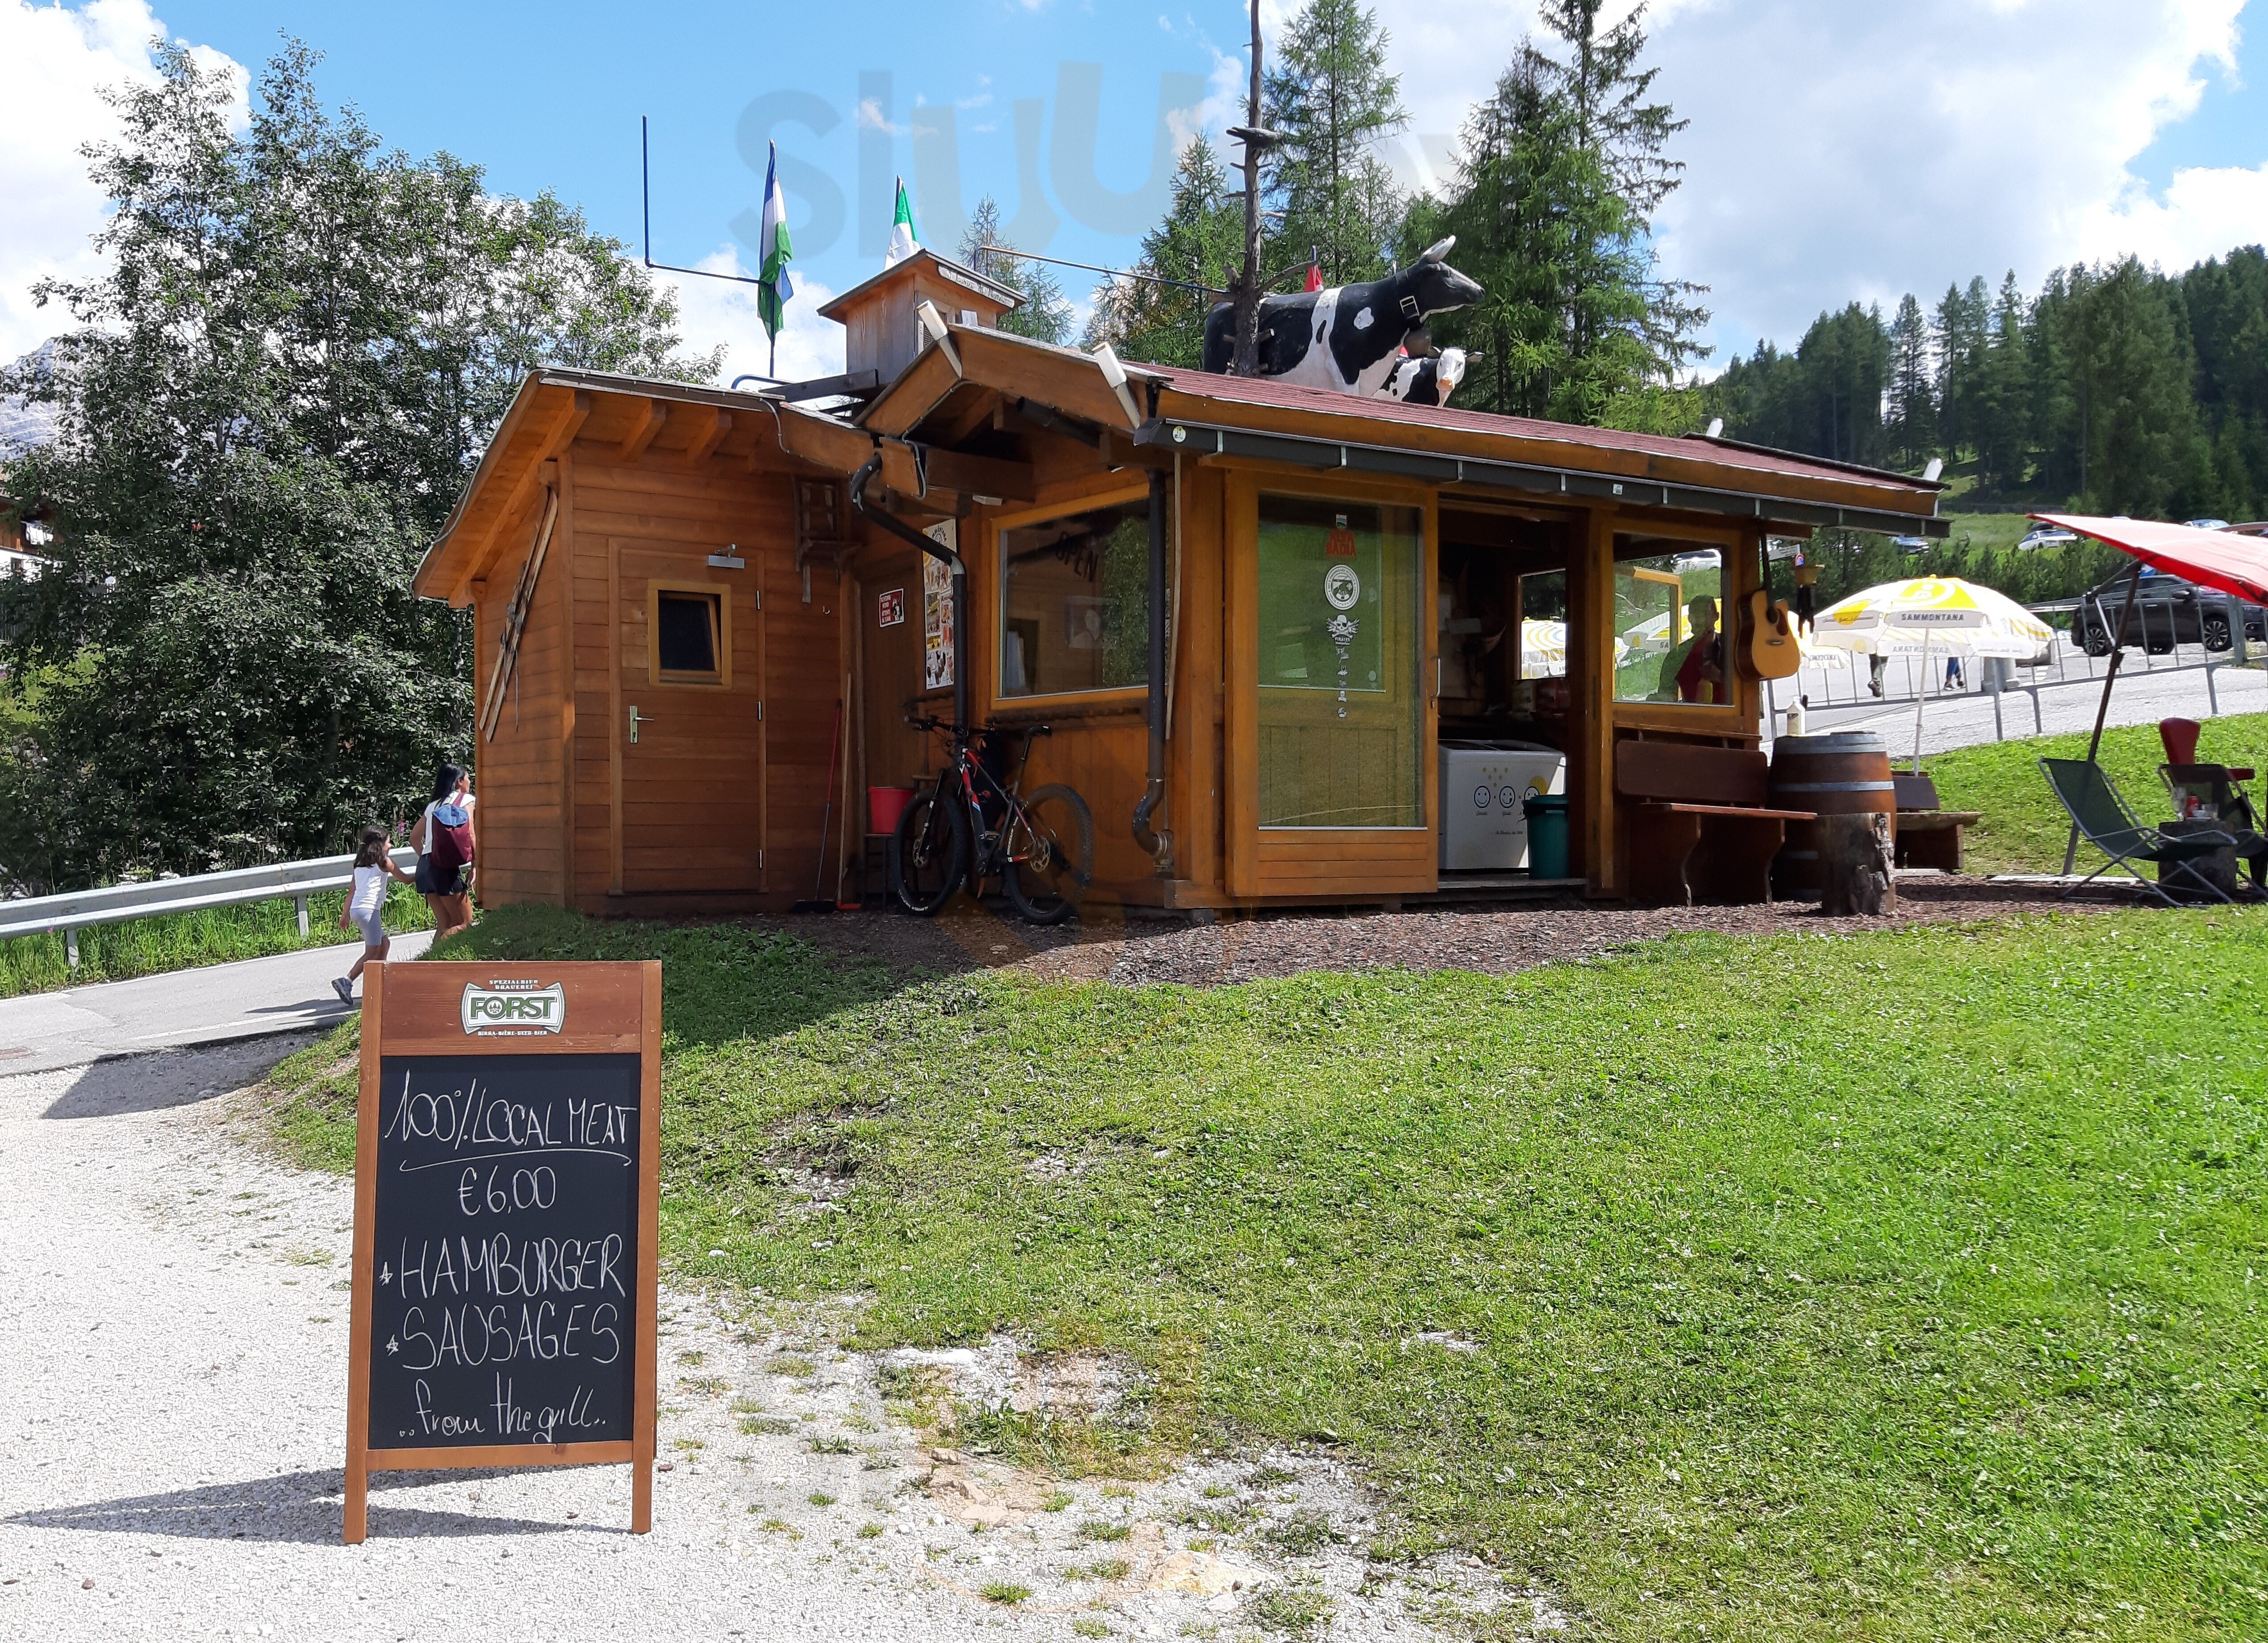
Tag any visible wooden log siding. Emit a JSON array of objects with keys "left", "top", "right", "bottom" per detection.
[{"left": 447, "top": 425, "right": 861, "bottom": 916}]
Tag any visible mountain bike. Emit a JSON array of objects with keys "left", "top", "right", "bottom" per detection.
[{"left": 889, "top": 718, "right": 1096, "bottom": 924}]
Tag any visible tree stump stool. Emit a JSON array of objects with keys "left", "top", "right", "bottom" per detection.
[{"left": 1818, "top": 811, "right": 1896, "bottom": 916}]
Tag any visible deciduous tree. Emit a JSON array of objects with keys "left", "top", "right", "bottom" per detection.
[{"left": 0, "top": 42, "right": 711, "bottom": 890}]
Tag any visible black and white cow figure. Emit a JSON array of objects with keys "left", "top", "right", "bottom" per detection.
[
  {"left": 1379, "top": 346, "right": 1468, "bottom": 407},
  {"left": 1200, "top": 238, "right": 1484, "bottom": 397}
]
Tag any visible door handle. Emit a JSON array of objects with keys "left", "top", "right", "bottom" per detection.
[{"left": 629, "top": 705, "right": 655, "bottom": 743}]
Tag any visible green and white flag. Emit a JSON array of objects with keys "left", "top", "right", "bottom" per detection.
[
  {"left": 885, "top": 175, "right": 920, "bottom": 267},
  {"left": 757, "top": 141, "right": 794, "bottom": 345}
]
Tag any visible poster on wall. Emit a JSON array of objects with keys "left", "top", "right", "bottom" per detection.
[
  {"left": 922, "top": 521, "right": 956, "bottom": 690},
  {"left": 877, "top": 587, "right": 906, "bottom": 628}
]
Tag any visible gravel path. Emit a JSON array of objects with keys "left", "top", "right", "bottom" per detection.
[
  {"left": 782, "top": 876, "right": 2124, "bottom": 991},
  {"left": 0, "top": 1039, "right": 1531, "bottom": 1642}
]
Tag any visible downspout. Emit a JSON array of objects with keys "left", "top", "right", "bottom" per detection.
[
  {"left": 849, "top": 452, "right": 968, "bottom": 735},
  {"left": 1131, "top": 467, "right": 1173, "bottom": 873}
]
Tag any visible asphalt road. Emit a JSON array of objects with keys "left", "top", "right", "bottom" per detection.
[
  {"left": 1764, "top": 640, "right": 2267, "bottom": 759},
  {"left": 0, "top": 931, "right": 432, "bottom": 1074}
]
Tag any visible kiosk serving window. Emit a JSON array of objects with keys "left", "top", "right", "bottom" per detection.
[
  {"left": 998, "top": 495, "right": 1150, "bottom": 699},
  {"left": 1615, "top": 550, "right": 1725, "bottom": 706},
  {"left": 1255, "top": 494, "right": 1424, "bottom": 829}
]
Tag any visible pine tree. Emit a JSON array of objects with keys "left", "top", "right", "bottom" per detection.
[
  {"left": 1264, "top": 0, "right": 1408, "bottom": 285},
  {"left": 1888, "top": 293, "right": 1936, "bottom": 467},
  {"left": 1430, "top": 7, "right": 1706, "bottom": 424},
  {"left": 1974, "top": 272, "right": 2032, "bottom": 493},
  {"left": 1083, "top": 140, "right": 1242, "bottom": 367},
  {"left": 1930, "top": 276, "right": 1988, "bottom": 462},
  {"left": 1536, "top": 0, "right": 1687, "bottom": 213},
  {"left": 957, "top": 196, "right": 1074, "bottom": 345}
]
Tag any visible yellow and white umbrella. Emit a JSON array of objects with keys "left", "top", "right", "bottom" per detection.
[
  {"left": 1811, "top": 577, "right": 2053, "bottom": 659},
  {"left": 1808, "top": 577, "right": 2052, "bottom": 768},
  {"left": 1520, "top": 618, "right": 1627, "bottom": 675}
]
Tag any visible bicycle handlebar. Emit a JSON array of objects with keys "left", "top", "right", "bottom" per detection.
[{"left": 904, "top": 715, "right": 1052, "bottom": 740}]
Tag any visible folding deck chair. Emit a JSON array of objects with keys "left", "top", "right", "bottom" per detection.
[{"left": 2039, "top": 757, "right": 2242, "bottom": 905}]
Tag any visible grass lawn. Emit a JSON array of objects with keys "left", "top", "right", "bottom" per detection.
[
  {"left": 1938, "top": 510, "right": 2039, "bottom": 555},
  {"left": 0, "top": 880, "right": 432, "bottom": 999},
  {"left": 1925, "top": 711, "right": 2268, "bottom": 876},
  {"left": 268, "top": 904, "right": 2268, "bottom": 1640}
]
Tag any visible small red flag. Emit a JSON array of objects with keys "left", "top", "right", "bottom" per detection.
[{"left": 1305, "top": 263, "right": 1323, "bottom": 292}]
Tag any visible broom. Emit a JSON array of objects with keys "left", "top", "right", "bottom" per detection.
[{"left": 792, "top": 692, "right": 845, "bottom": 914}]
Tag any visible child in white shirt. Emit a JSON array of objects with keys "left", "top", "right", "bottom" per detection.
[{"left": 334, "top": 826, "right": 415, "bottom": 1003}]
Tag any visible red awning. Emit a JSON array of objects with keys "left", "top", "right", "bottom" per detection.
[{"left": 2034, "top": 513, "right": 2268, "bottom": 606}]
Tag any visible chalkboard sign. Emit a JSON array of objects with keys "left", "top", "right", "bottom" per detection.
[{"left": 344, "top": 962, "right": 660, "bottom": 1544}]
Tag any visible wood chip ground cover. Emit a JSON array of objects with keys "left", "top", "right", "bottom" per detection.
[{"left": 258, "top": 904, "right": 2268, "bottom": 1641}]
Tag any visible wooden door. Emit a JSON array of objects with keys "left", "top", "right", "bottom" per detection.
[
  {"left": 609, "top": 538, "right": 766, "bottom": 895},
  {"left": 1224, "top": 473, "right": 1439, "bottom": 900}
]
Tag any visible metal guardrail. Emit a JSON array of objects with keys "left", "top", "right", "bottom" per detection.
[{"left": 0, "top": 847, "right": 419, "bottom": 965}]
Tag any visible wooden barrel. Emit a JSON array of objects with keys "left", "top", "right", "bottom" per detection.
[{"left": 1770, "top": 731, "right": 1896, "bottom": 895}]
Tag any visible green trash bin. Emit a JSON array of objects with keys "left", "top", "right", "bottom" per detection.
[{"left": 1523, "top": 793, "right": 1570, "bottom": 879}]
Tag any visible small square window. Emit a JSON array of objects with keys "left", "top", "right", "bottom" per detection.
[{"left": 654, "top": 588, "right": 724, "bottom": 681}]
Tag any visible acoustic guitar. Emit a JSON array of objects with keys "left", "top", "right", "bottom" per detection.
[{"left": 1740, "top": 587, "right": 1802, "bottom": 680}]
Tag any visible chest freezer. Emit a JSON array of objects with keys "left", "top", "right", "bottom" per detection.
[{"left": 1439, "top": 741, "right": 1566, "bottom": 871}]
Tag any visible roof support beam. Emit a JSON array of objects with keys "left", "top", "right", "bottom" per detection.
[
  {"left": 681, "top": 407, "right": 732, "bottom": 468},
  {"left": 618, "top": 399, "right": 667, "bottom": 461}
]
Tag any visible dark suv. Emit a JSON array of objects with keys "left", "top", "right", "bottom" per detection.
[{"left": 2074, "top": 567, "right": 2268, "bottom": 655}]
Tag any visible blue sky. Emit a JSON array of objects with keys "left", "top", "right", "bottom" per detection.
[
  {"left": 8, "top": 0, "right": 2267, "bottom": 383},
  {"left": 146, "top": 0, "right": 1246, "bottom": 372}
]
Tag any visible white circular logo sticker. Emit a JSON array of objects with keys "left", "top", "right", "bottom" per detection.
[{"left": 1323, "top": 563, "right": 1360, "bottom": 611}]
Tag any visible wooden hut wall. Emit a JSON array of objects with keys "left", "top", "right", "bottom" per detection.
[{"left": 445, "top": 395, "right": 855, "bottom": 917}]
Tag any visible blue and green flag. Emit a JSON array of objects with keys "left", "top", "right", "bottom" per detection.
[{"left": 757, "top": 141, "right": 794, "bottom": 344}]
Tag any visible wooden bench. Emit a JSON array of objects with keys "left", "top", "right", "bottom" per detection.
[
  {"left": 1891, "top": 773, "right": 1983, "bottom": 871},
  {"left": 1617, "top": 741, "right": 1815, "bottom": 906}
]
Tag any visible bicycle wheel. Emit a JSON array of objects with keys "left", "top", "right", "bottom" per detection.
[
  {"left": 1004, "top": 784, "right": 1095, "bottom": 924},
  {"left": 890, "top": 789, "right": 967, "bottom": 916}
]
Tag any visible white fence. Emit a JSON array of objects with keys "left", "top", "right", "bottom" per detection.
[{"left": 0, "top": 848, "right": 418, "bottom": 966}]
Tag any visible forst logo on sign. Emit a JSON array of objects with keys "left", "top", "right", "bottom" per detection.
[{"left": 460, "top": 982, "right": 567, "bottom": 1036}]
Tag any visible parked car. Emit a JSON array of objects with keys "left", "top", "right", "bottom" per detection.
[
  {"left": 2017, "top": 524, "right": 2078, "bottom": 550},
  {"left": 2184, "top": 518, "right": 2231, "bottom": 531},
  {"left": 2072, "top": 566, "right": 2268, "bottom": 655}
]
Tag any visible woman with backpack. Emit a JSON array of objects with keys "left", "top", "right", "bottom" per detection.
[{"left": 412, "top": 763, "right": 478, "bottom": 938}]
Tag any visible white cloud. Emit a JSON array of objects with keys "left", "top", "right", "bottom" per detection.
[
  {"left": 0, "top": 0, "right": 247, "bottom": 363},
  {"left": 659, "top": 245, "right": 844, "bottom": 389},
  {"left": 2081, "top": 160, "right": 2268, "bottom": 270},
  {"left": 1362, "top": 0, "right": 2260, "bottom": 356}
]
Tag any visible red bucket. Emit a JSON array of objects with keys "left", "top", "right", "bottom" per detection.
[{"left": 868, "top": 785, "right": 915, "bottom": 834}]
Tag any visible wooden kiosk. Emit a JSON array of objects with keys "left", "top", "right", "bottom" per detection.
[{"left": 414, "top": 253, "right": 1945, "bottom": 912}]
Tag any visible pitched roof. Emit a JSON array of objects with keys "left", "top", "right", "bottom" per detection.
[
  {"left": 815, "top": 249, "right": 1023, "bottom": 320},
  {"left": 1137, "top": 365, "right": 1939, "bottom": 499}
]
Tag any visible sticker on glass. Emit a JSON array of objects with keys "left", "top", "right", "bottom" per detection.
[{"left": 1323, "top": 563, "right": 1361, "bottom": 612}]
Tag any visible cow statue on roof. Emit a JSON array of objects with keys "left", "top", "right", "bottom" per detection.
[
  {"left": 1379, "top": 346, "right": 1469, "bottom": 407},
  {"left": 1200, "top": 238, "right": 1483, "bottom": 400}
]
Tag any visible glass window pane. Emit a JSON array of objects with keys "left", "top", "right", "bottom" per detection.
[
  {"left": 1615, "top": 550, "right": 1726, "bottom": 705},
  {"left": 656, "top": 591, "right": 719, "bottom": 675},
  {"left": 1518, "top": 571, "right": 1568, "bottom": 681},
  {"left": 1256, "top": 494, "right": 1424, "bottom": 829},
  {"left": 999, "top": 497, "right": 1150, "bottom": 698}
]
